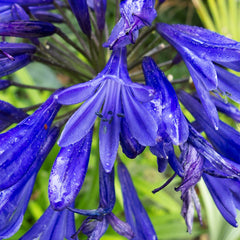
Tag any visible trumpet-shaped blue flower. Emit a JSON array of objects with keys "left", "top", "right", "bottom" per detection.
[
  {"left": 49, "top": 128, "right": 93, "bottom": 211},
  {"left": 156, "top": 23, "right": 240, "bottom": 129},
  {"left": 118, "top": 161, "right": 157, "bottom": 240},
  {"left": 0, "top": 127, "right": 59, "bottom": 239},
  {"left": 103, "top": 0, "right": 157, "bottom": 49},
  {"left": 56, "top": 47, "right": 157, "bottom": 172},
  {"left": 0, "top": 91, "right": 61, "bottom": 191}
]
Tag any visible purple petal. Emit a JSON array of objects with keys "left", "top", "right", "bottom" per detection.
[
  {"left": 0, "top": 100, "right": 28, "bottom": 123},
  {"left": 107, "top": 213, "right": 134, "bottom": 239},
  {"left": 0, "top": 127, "right": 59, "bottom": 239},
  {"left": 129, "top": 82, "right": 155, "bottom": 102},
  {"left": 0, "top": 54, "right": 32, "bottom": 78},
  {"left": 121, "top": 87, "right": 157, "bottom": 146},
  {"left": 68, "top": 0, "right": 91, "bottom": 37},
  {"left": 120, "top": 118, "right": 145, "bottom": 159},
  {"left": 118, "top": 162, "right": 157, "bottom": 240},
  {"left": 58, "top": 84, "right": 106, "bottom": 147},
  {"left": 210, "top": 95, "right": 240, "bottom": 122},
  {"left": 157, "top": 23, "right": 240, "bottom": 63},
  {"left": 178, "top": 91, "right": 240, "bottom": 164},
  {"left": 0, "top": 42, "right": 36, "bottom": 57},
  {"left": 181, "top": 187, "right": 202, "bottom": 233},
  {"left": 142, "top": 57, "right": 189, "bottom": 145},
  {"left": 33, "top": 11, "right": 64, "bottom": 23},
  {"left": 19, "top": 205, "right": 77, "bottom": 240},
  {"left": 216, "top": 65, "right": 240, "bottom": 103},
  {"left": 56, "top": 77, "right": 103, "bottom": 105},
  {"left": 185, "top": 61, "right": 219, "bottom": 129},
  {"left": 0, "top": 93, "right": 60, "bottom": 190},
  {"left": 203, "top": 174, "right": 238, "bottom": 227},
  {"left": 0, "top": 21, "right": 56, "bottom": 38},
  {"left": 82, "top": 217, "right": 108, "bottom": 239},
  {"left": 49, "top": 129, "right": 93, "bottom": 210},
  {"left": 12, "top": 4, "right": 29, "bottom": 20},
  {"left": 0, "top": 79, "right": 11, "bottom": 90},
  {"left": 99, "top": 81, "right": 121, "bottom": 172},
  {"left": 0, "top": 0, "right": 53, "bottom": 6},
  {"left": 94, "top": 0, "right": 106, "bottom": 30}
]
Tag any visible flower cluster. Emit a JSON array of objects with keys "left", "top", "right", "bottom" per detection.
[{"left": 0, "top": 0, "right": 240, "bottom": 239}]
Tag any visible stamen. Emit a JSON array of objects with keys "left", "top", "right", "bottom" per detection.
[
  {"left": 152, "top": 173, "right": 177, "bottom": 193},
  {"left": 117, "top": 113, "right": 125, "bottom": 118},
  {"left": 0, "top": 49, "right": 14, "bottom": 61},
  {"left": 95, "top": 112, "right": 103, "bottom": 118}
]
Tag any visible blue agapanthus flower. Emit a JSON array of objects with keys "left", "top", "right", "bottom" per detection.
[
  {"left": 56, "top": 47, "right": 157, "bottom": 172},
  {"left": 1, "top": 0, "right": 240, "bottom": 238}
]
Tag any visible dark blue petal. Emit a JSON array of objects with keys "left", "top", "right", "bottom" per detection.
[
  {"left": 106, "top": 213, "right": 134, "bottom": 239},
  {"left": 122, "top": 86, "right": 157, "bottom": 146},
  {"left": 0, "top": 42, "right": 36, "bottom": 57},
  {"left": 118, "top": 162, "right": 157, "bottom": 240},
  {"left": 81, "top": 217, "right": 108, "bottom": 240},
  {"left": 0, "top": 100, "right": 28, "bottom": 123},
  {"left": 188, "top": 124, "right": 240, "bottom": 178},
  {"left": 0, "top": 127, "right": 59, "bottom": 239},
  {"left": 143, "top": 57, "right": 189, "bottom": 145},
  {"left": 215, "top": 65, "right": 240, "bottom": 103},
  {"left": 120, "top": 118, "right": 145, "bottom": 159},
  {"left": 99, "top": 162, "right": 115, "bottom": 213},
  {"left": 0, "top": 93, "right": 60, "bottom": 190},
  {"left": 210, "top": 95, "right": 240, "bottom": 122},
  {"left": 94, "top": 0, "right": 106, "bottom": 31},
  {"left": 68, "top": 0, "right": 91, "bottom": 37},
  {"left": 203, "top": 174, "right": 239, "bottom": 227},
  {"left": 33, "top": 11, "right": 64, "bottom": 23},
  {"left": 178, "top": 91, "right": 240, "bottom": 164},
  {"left": 11, "top": 3, "right": 29, "bottom": 20},
  {"left": 0, "top": 54, "right": 32, "bottom": 78},
  {"left": 49, "top": 129, "right": 93, "bottom": 210},
  {"left": 181, "top": 187, "right": 202, "bottom": 233},
  {"left": 58, "top": 84, "right": 106, "bottom": 147},
  {"left": 0, "top": 79, "right": 11, "bottom": 90},
  {"left": 56, "top": 77, "right": 103, "bottom": 105},
  {"left": 99, "top": 81, "right": 121, "bottom": 172},
  {"left": 0, "top": 21, "right": 56, "bottom": 38},
  {"left": 0, "top": 0, "right": 53, "bottom": 6},
  {"left": 157, "top": 23, "right": 240, "bottom": 63}
]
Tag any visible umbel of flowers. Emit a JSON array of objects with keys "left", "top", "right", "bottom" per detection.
[{"left": 0, "top": 0, "right": 240, "bottom": 239}]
